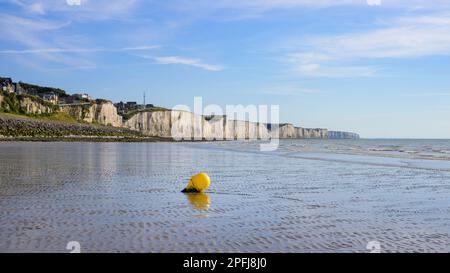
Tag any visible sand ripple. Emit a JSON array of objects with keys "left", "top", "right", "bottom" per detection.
[{"left": 0, "top": 142, "right": 449, "bottom": 252}]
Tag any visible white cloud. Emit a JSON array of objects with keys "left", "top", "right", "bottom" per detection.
[
  {"left": 309, "top": 17, "right": 450, "bottom": 59},
  {"left": 293, "top": 63, "right": 377, "bottom": 78},
  {"left": 286, "top": 52, "right": 377, "bottom": 77},
  {"left": 29, "top": 2, "right": 45, "bottom": 14},
  {"left": 154, "top": 56, "right": 223, "bottom": 71},
  {"left": 286, "top": 12, "right": 450, "bottom": 77}
]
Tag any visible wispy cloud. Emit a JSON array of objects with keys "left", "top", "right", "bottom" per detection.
[
  {"left": 0, "top": 13, "right": 159, "bottom": 69},
  {"left": 285, "top": 12, "right": 450, "bottom": 77},
  {"left": 260, "top": 85, "right": 324, "bottom": 96},
  {"left": 0, "top": 13, "right": 70, "bottom": 31},
  {"left": 0, "top": 14, "right": 85, "bottom": 68},
  {"left": 165, "top": 0, "right": 450, "bottom": 21},
  {"left": 0, "top": 45, "right": 160, "bottom": 54},
  {"left": 153, "top": 56, "right": 223, "bottom": 71},
  {"left": 8, "top": 0, "right": 139, "bottom": 20},
  {"left": 308, "top": 13, "right": 450, "bottom": 59},
  {"left": 222, "top": 0, "right": 450, "bottom": 9},
  {"left": 122, "top": 46, "right": 160, "bottom": 51},
  {"left": 286, "top": 52, "right": 377, "bottom": 77},
  {"left": 402, "top": 92, "right": 450, "bottom": 97}
]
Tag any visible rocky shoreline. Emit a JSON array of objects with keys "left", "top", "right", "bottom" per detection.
[{"left": 0, "top": 114, "right": 167, "bottom": 142}]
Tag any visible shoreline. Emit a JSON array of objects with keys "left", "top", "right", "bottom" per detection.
[
  {"left": 0, "top": 112, "right": 359, "bottom": 142},
  {"left": 0, "top": 135, "right": 173, "bottom": 142},
  {"left": 0, "top": 112, "right": 151, "bottom": 141}
]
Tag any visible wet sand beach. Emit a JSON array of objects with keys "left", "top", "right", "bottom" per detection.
[{"left": 0, "top": 141, "right": 449, "bottom": 253}]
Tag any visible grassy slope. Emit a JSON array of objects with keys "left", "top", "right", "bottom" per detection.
[{"left": 0, "top": 112, "right": 78, "bottom": 123}]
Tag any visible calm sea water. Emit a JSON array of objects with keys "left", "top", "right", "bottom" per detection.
[{"left": 0, "top": 140, "right": 449, "bottom": 253}]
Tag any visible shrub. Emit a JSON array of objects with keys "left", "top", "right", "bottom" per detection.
[{"left": 18, "top": 82, "right": 68, "bottom": 98}]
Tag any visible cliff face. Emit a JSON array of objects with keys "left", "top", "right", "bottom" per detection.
[
  {"left": 226, "top": 120, "right": 271, "bottom": 140},
  {"left": 328, "top": 131, "right": 360, "bottom": 139},
  {"left": 124, "top": 110, "right": 332, "bottom": 140},
  {"left": 2, "top": 77, "right": 360, "bottom": 139},
  {"left": 124, "top": 110, "right": 261, "bottom": 139},
  {"left": 19, "top": 97, "right": 54, "bottom": 114},
  {"left": 3, "top": 93, "right": 359, "bottom": 140},
  {"left": 277, "top": 124, "right": 297, "bottom": 138},
  {"left": 59, "top": 104, "right": 89, "bottom": 121},
  {"left": 60, "top": 101, "right": 122, "bottom": 126},
  {"left": 92, "top": 102, "right": 123, "bottom": 127},
  {"left": 272, "top": 124, "right": 328, "bottom": 139},
  {"left": 203, "top": 116, "right": 225, "bottom": 140},
  {"left": 0, "top": 93, "right": 55, "bottom": 115},
  {"left": 124, "top": 110, "right": 173, "bottom": 137},
  {"left": 303, "top": 128, "right": 329, "bottom": 139}
]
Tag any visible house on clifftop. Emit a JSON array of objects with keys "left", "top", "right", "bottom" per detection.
[{"left": 0, "top": 77, "right": 15, "bottom": 93}]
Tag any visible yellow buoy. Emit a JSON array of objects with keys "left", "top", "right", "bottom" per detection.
[{"left": 182, "top": 172, "right": 211, "bottom": 193}]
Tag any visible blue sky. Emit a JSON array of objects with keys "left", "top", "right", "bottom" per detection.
[{"left": 1, "top": 0, "right": 450, "bottom": 138}]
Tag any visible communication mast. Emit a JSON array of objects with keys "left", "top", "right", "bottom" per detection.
[{"left": 143, "top": 91, "right": 146, "bottom": 109}]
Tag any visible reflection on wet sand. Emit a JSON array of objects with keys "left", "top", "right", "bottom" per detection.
[
  {"left": 1, "top": 142, "right": 450, "bottom": 252},
  {"left": 185, "top": 193, "right": 210, "bottom": 211}
]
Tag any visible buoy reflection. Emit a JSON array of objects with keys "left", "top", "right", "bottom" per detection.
[{"left": 185, "top": 192, "right": 211, "bottom": 211}]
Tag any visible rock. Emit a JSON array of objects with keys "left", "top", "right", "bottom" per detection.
[
  {"left": 19, "top": 97, "right": 53, "bottom": 114},
  {"left": 125, "top": 110, "right": 172, "bottom": 137},
  {"left": 60, "top": 101, "right": 122, "bottom": 126},
  {"left": 0, "top": 114, "right": 143, "bottom": 138},
  {"left": 92, "top": 102, "right": 123, "bottom": 127}
]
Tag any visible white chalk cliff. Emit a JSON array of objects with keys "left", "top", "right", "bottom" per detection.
[{"left": 123, "top": 110, "right": 341, "bottom": 140}]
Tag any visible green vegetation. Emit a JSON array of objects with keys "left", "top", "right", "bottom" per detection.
[
  {"left": 17, "top": 93, "right": 60, "bottom": 111},
  {"left": 0, "top": 90, "right": 58, "bottom": 114},
  {"left": 0, "top": 112, "right": 52, "bottom": 122},
  {"left": 0, "top": 91, "right": 23, "bottom": 114},
  {"left": 34, "top": 112, "right": 79, "bottom": 123},
  {"left": 80, "top": 102, "right": 95, "bottom": 120},
  {"left": 95, "top": 98, "right": 111, "bottom": 104},
  {"left": 19, "top": 82, "right": 68, "bottom": 98}
]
